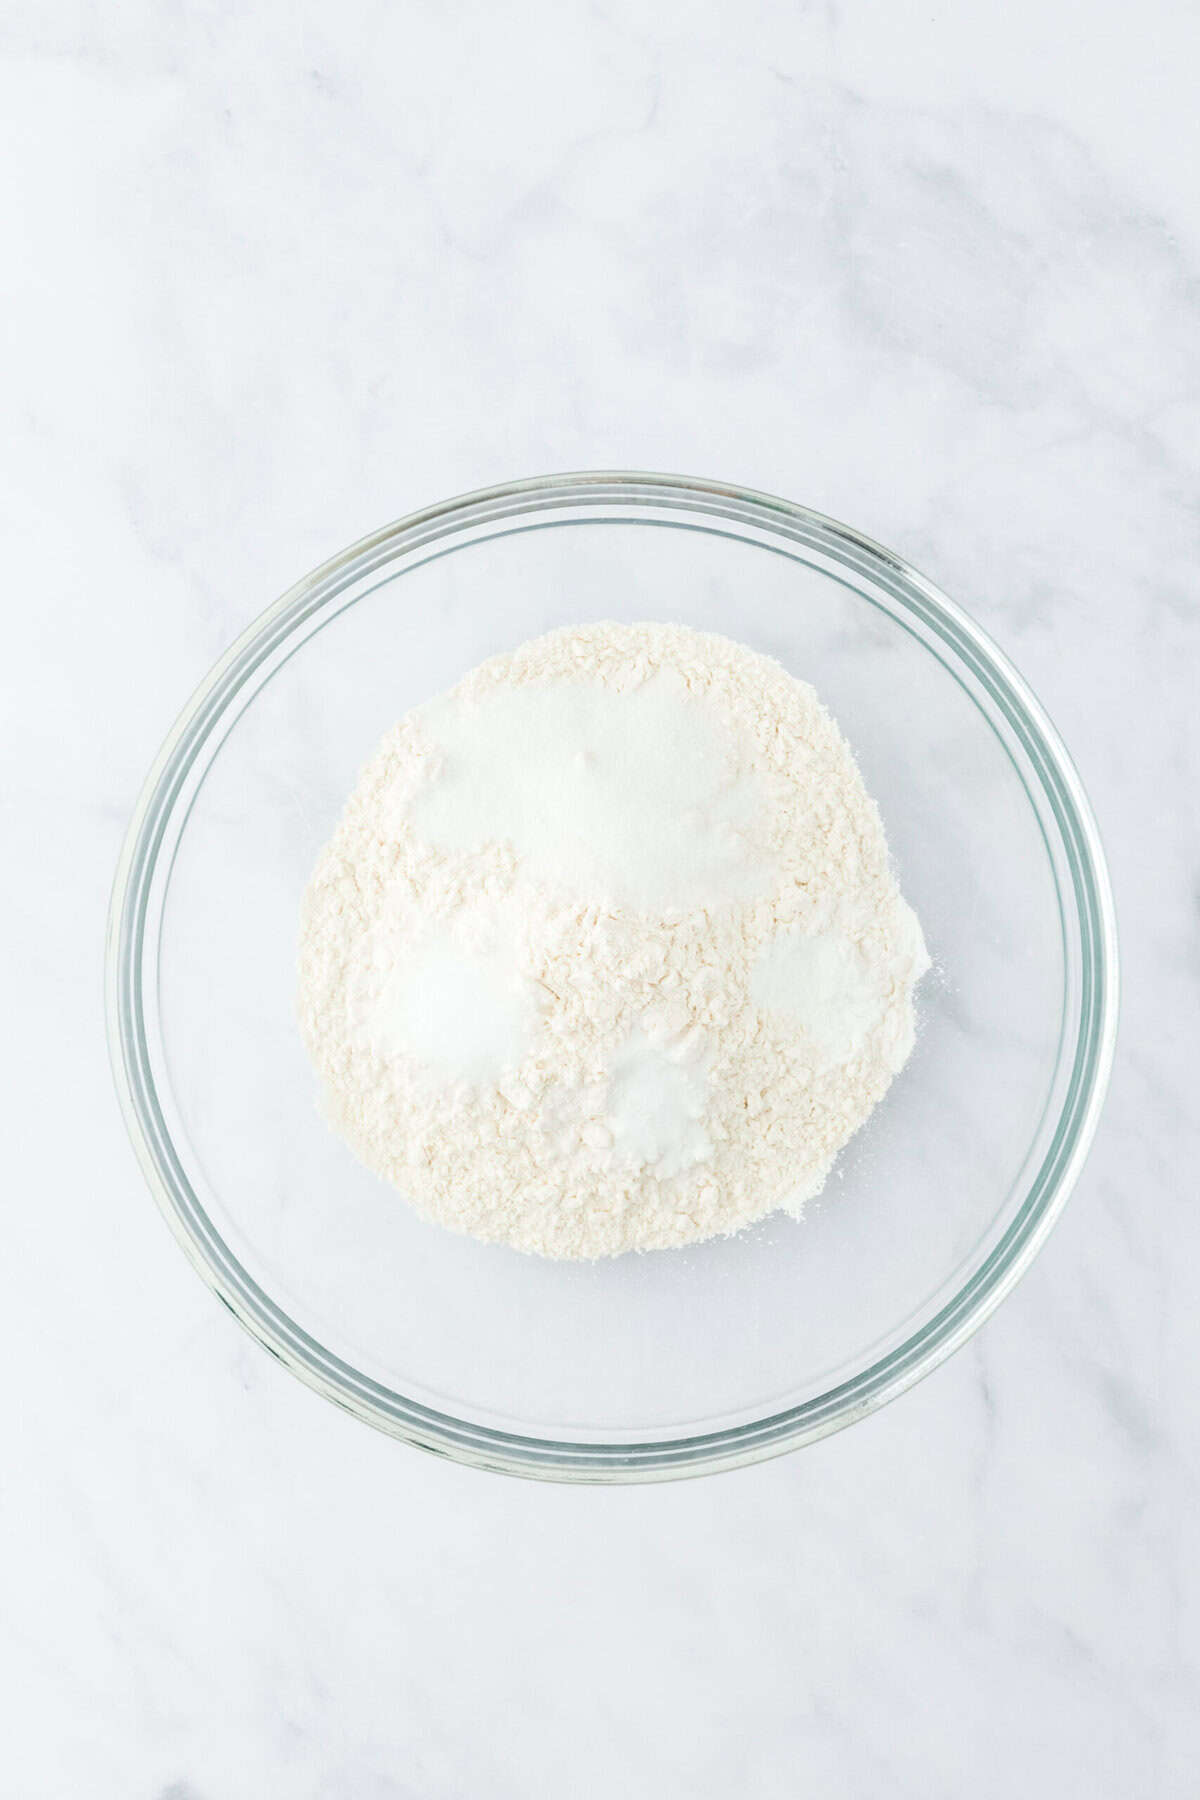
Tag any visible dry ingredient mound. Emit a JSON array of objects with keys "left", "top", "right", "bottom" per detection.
[{"left": 297, "top": 622, "right": 929, "bottom": 1259}]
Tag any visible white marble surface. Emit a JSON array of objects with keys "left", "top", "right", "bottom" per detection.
[{"left": 3, "top": 1, "right": 1198, "bottom": 1793}]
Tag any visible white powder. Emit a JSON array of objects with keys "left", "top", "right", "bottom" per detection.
[
  {"left": 297, "top": 622, "right": 929, "bottom": 1259},
  {"left": 606, "top": 1032, "right": 712, "bottom": 1180},
  {"left": 409, "top": 672, "right": 767, "bottom": 911},
  {"left": 752, "top": 929, "right": 883, "bottom": 1065},
  {"left": 367, "top": 935, "right": 530, "bottom": 1085}
]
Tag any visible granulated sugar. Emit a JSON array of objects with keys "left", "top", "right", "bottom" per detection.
[
  {"left": 409, "top": 670, "right": 768, "bottom": 911},
  {"left": 297, "top": 622, "right": 929, "bottom": 1259}
]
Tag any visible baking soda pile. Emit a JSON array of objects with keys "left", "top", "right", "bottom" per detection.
[{"left": 297, "top": 623, "right": 929, "bottom": 1258}]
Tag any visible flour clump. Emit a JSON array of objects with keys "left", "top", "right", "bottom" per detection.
[{"left": 297, "top": 622, "right": 929, "bottom": 1259}]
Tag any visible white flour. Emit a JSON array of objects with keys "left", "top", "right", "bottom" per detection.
[{"left": 297, "top": 622, "right": 929, "bottom": 1259}]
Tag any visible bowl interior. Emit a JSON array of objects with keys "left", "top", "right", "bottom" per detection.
[{"left": 145, "top": 503, "right": 1071, "bottom": 1447}]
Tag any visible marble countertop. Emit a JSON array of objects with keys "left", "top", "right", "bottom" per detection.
[{"left": 3, "top": 2, "right": 1197, "bottom": 1793}]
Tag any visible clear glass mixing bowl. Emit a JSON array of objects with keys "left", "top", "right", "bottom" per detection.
[{"left": 106, "top": 474, "right": 1118, "bottom": 1480}]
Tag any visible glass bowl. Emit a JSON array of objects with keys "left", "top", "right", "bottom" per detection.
[{"left": 106, "top": 473, "right": 1118, "bottom": 1481}]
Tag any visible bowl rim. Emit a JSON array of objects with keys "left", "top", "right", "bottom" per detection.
[{"left": 105, "top": 470, "right": 1120, "bottom": 1482}]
